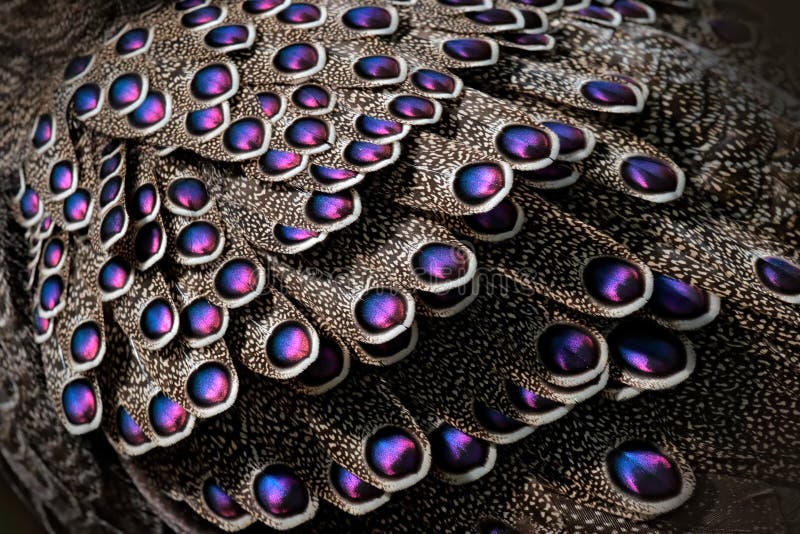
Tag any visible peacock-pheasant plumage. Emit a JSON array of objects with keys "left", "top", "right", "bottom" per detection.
[{"left": 1, "top": 0, "right": 799, "bottom": 531}]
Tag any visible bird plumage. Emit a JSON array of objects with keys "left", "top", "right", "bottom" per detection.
[{"left": 1, "top": 0, "right": 799, "bottom": 531}]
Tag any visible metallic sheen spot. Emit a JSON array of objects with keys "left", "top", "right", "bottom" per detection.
[
  {"left": 186, "top": 105, "right": 225, "bottom": 136},
  {"left": 649, "top": 273, "right": 709, "bottom": 319},
  {"left": 273, "top": 43, "right": 320, "bottom": 73},
  {"left": 388, "top": 95, "right": 436, "bottom": 120},
  {"left": 621, "top": 156, "right": 679, "bottom": 194},
  {"left": 542, "top": 121, "right": 586, "bottom": 155},
  {"left": 181, "top": 299, "right": 224, "bottom": 339},
  {"left": 306, "top": 191, "right": 354, "bottom": 222},
  {"left": 442, "top": 39, "right": 494, "bottom": 62},
  {"left": 42, "top": 239, "right": 64, "bottom": 269},
  {"left": 254, "top": 465, "right": 309, "bottom": 517},
  {"left": 116, "top": 28, "right": 150, "bottom": 55},
  {"left": 63, "top": 189, "right": 91, "bottom": 223},
  {"left": 342, "top": 6, "right": 393, "bottom": 30},
  {"left": 344, "top": 141, "right": 393, "bottom": 166},
  {"left": 223, "top": 118, "right": 265, "bottom": 154},
  {"left": 310, "top": 165, "right": 358, "bottom": 185},
  {"left": 118, "top": 407, "right": 149, "bottom": 446},
  {"left": 70, "top": 322, "right": 102, "bottom": 364},
  {"left": 62, "top": 379, "right": 97, "bottom": 425},
  {"left": 464, "top": 199, "right": 518, "bottom": 235},
  {"left": 474, "top": 402, "right": 525, "bottom": 433},
  {"left": 203, "top": 480, "right": 246, "bottom": 519},
  {"left": 214, "top": 259, "right": 260, "bottom": 299},
  {"left": 608, "top": 320, "right": 687, "bottom": 377},
  {"left": 149, "top": 393, "right": 188, "bottom": 436},
  {"left": 32, "top": 114, "right": 53, "bottom": 149},
  {"left": 130, "top": 183, "right": 158, "bottom": 220},
  {"left": 496, "top": 125, "right": 552, "bottom": 162},
  {"left": 581, "top": 81, "right": 638, "bottom": 107},
  {"left": 134, "top": 221, "right": 163, "bottom": 263},
  {"left": 583, "top": 257, "right": 645, "bottom": 306},
  {"left": 537, "top": 324, "right": 599, "bottom": 375},
  {"left": 411, "top": 69, "right": 456, "bottom": 94},
  {"left": 99, "top": 175, "right": 123, "bottom": 207},
  {"left": 330, "top": 464, "right": 383, "bottom": 502},
  {"left": 274, "top": 224, "right": 320, "bottom": 244},
  {"left": 430, "top": 425, "right": 488, "bottom": 474},
  {"left": 167, "top": 178, "right": 209, "bottom": 212},
  {"left": 291, "top": 84, "right": 330, "bottom": 110},
  {"left": 607, "top": 440, "right": 681, "bottom": 500},
  {"left": 413, "top": 243, "right": 469, "bottom": 282},
  {"left": 191, "top": 64, "right": 234, "bottom": 100},
  {"left": 188, "top": 363, "right": 231, "bottom": 407},
  {"left": 755, "top": 256, "right": 800, "bottom": 296},
  {"left": 100, "top": 153, "right": 121, "bottom": 178},
  {"left": 181, "top": 6, "right": 223, "bottom": 28},
  {"left": 176, "top": 221, "right": 221, "bottom": 257},
  {"left": 355, "top": 289, "right": 407, "bottom": 333},
  {"left": 49, "top": 161, "right": 74, "bottom": 194},
  {"left": 19, "top": 187, "right": 40, "bottom": 219},
  {"left": 204, "top": 24, "right": 250, "bottom": 47},
  {"left": 40, "top": 276, "right": 63, "bottom": 311},
  {"left": 257, "top": 92, "right": 283, "bottom": 118},
  {"left": 466, "top": 8, "right": 518, "bottom": 25},
  {"left": 98, "top": 257, "right": 131, "bottom": 293},
  {"left": 100, "top": 206, "right": 126, "bottom": 243},
  {"left": 260, "top": 150, "right": 303, "bottom": 175},
  {"left": 64, "top": 55, "right": 92, "bottom": 80},
  {"left": 507, "top": 383, "right": 562, "bottom": 413},
  {"left": 366, "top": 427, "right": 422, "bottom": 478},
  {"left": 109, "top": 73, "right": 143, "bottom": 110},
  {"left": 277, "top": 3, "right": 322, "bottom": 24},
  {"left": 267, "top": 322, "right": 313, "bottom": 368},
  {"left": 140, "top": 298, "right": 175, "bottom": 340},
  {"left": 243, "top": 0, "right": 283, "bottom": 14},
  {"left": 454, "top": 162, "right": 506, "bottom": 204},
  {"left": 128, "top": 92, "right": 167, "bottom": 129},
  {"left": 356, "top": 115, "right": 403, "bottom": 138},
  {"left": 354, "top": 55, "right": 401, "bottom": 80},
  {"left": 71, "top": 83, "right": 101, "bottom": 116}
]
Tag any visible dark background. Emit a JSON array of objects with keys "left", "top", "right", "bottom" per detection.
[{"left": 0, "top": 1, "right": 799, "bottom": 532}]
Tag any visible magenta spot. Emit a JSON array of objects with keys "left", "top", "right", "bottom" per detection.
[
  {"left": 32, "top": 114, "right": 53, "bottom": 149},
  {"left": 181, "top": 299, "right": 224, "bottom": 339},
  {"left": 256, "top": 92, "right": 283, "bottom": 118},
  {"left": 40, "top": 275, "right": 64, "bottom": 311},
  {"left": 267, "top": 322, "right": 312, "bottom": 367},
  {"left": 62, "top": 379, "right": 97, "bottom": 425},
  {"left": 355, "top": 289, "right": 407, "bottom": 333},
  {"left": 188, "top": 363, "right": 231, "bottom": 407},
  {"left": 140, "top": 298, "right": 175, "bottom": 340},
  {"left": 203, "top": 480, "right": 246, "bottom": 519},
  {"left": 149, "top": 393, "right": 188, "bottom": 436},
  {"left": 70, "top": 322, "right": 102, "bottom": 363},
  {"left": 118, "top": 407, "right": 149, "bottom": 446},
  {"left": 223, "top": 118, "right": 265, "bottom": 153},
  {"left": 366, "top": 427, "right": 421, "bottom": 478},
  {"left": 49, "top": 161, "right": 75, "bottom": 194},
  {"left": 42, "top": 239, "right": 64, "bottom": 269},
  {"left": 214, "top": 259, "right": 260, "bottom": 300},
  {"left": 306, "top": 191, "right": 354, "bottom": 222}
]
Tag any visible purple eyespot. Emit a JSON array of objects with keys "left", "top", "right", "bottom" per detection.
[
  {"left": 177, "top": 221, "right": 221, "bottom": 258},
  {"left": 537, "top": 324, "right": 599, "bottom": 375},
  {"left": 277, "top": 3, "right": 322, "bottom": 24},
  {"left": 101, "top": 140, "right": 120, "bottom": 157},
  {"left": 243, "top": 0, "right": 284, "bottom": 14},
  {"left": 274, "top": 224, "right": 319, "bottom": 244},
  {"left": 755, "top": 257, "right": 800, "bottom": 296},
  {"left": 298, "top": 337, "right": 343, "bottom": 387},
  {"left": 355, "top": 115, "right": 403, "bottom": 139},
  {"left": 116, "top": 28, "right": 150, "bottom": 55},
  {"left": 70, "top": 322, "right": 102, "bottom": 364},
  {"left": 42, "top": 239, "right": 64, "bottom": 269},
  {"left": 260, "top": 150, "right": 303, "bottom": 176},
  {"left": 118, "top": 407, "right": 149, "bottom": 446},
  {"left": 203, "top": 480, "right": 246, "bottom": 519},
  {"left": 437, "top": 0, "right": 485, "bottom": 5},
  {"left": 181, "top": 6, "right": 223, "bottom": 28},
  {"left": 49, "top": 161, "right": 75, "bottom": 195},
  {"left": 411, "top": 69, "right": 457, "bottom": 94},
  {"left": 430, "top": 425, "right": 489, "bottom": 474},
  {"left": 581, "top": 81, "right": 638, "bottom": 107},
  {"left": 100, "top": 206, "right": 127, "bottom": 243},
  {"left": 583, "top": 257, "right": 646, "bottom": 307},
  {"left": 205, "top": 24, "right": 251, "bottom": 48},
  {"left": 273, "top": 43, "right": 320, "bottom": 73},
  {"left": 504, "top": 33, "right": 552, "bottom": 46},
  {"left": 474, "top": 402, "right": 525, "bottom": 433},
  {"left": 355, "top": 289, "right": 407, "bottom": 333},
  {"left": 223, "top": 118, "right": 266, "bottom": 154},
  {"left": 496, "top": 125, "right": 552, "bottom": 163},
  {"left": 134, "top": 221, "right": 164, "bottom": 263},
  {"left": 100, "top": 175, "right": 123, "bottom": 207},
  {"left": 188, "top": 363, "right": 231, "bottom": 407},
  {"left": 521, "top": 9, "right": 545, "bottom": 29},
  {"left": 71, "top": 83, "right": 101, "bottom": 117},
  {"left": 181, "top": 299, "right": 224, "bottom": 339},
  {"left": 63, "top": 189, "right": 91, "bottom": 223},
  {"left": 191, "top": 64, "right": 234, "bottom": 101},
  {"left": 40, "top": 275, "right": 63, "bottom": 312},
  {"left": 649, "top": 273, "right": 709, "bottom": 319},
  {"left": 214, "top": 259, "right": 260, "bottom": 300},
  {"left": 709, "top": 18, "right": 752, "bottom": 44},
  {"left": 343, "top": 6, "right": 393, "bottom": 30},
  {"left": 100, "top": 153, "right": 121, "bottom": 178},
  {"left": 98, "top": 257, "right": 131, "bottom": 294},
  {"left": 413, "top": 243, "right": 469, "bottom": 282},
  {"left": 40, "top": 216, "right": 53, "bottom": 233},
  {"left": 607, "top": 441, "right": 681, "bottom": 500},
  {"left": 507, "top": 383, "right": 562, "bottom": 413},
  {"left": 291, "top": 84, "right": 330, "bottom": 110},
  {"left": 257, "top": 92, "right": 283, "bottom": 119},
  {"left": 466, "top": 8, "right": 518, "bottom": 25},
  {"left": 331, "top": 464, "right": 383, "bottom": 502},
  {"left": 32, "top": 114, "right": 53, "bottom": 149},
  {"left": 128, "top": 91, "right": 167, "bottom": 129},
  {"left": 140, "top": 298, "right": 175, "bottom": 340},
  {"left": 109, "top": 73, "right": 143, "bottom": 111},
  {"left": 442, "top": 39, "right": 494, "bottom": 62},
  {"left": 186, "top": 105, "right": 226, "bottom": 136},
  {"left": 310, "top": 165, "right": 358, "bottom": 185},
  {"left": 612, "top": 0, "right": 651, "bottom": 20},
  {"left": 130, "top": 183, "right": 158, "bottom": 220},
  {"left": 454, "top": 163, "right": 506, "bottom": 204},
  {"left": 344, "top": 141, "right": 394, "bottom": 166},
  {"left": 167, "top": 178, "right": 209, "bottom": 212},
  {"left": 621, "top": 156, "right": 679, "bottom": 194},
  {"left": 254, "top": 465, "right": 309, "bottom": 517},
  {"left": 64, "top": 55, "right": 92, "bottom": 80},
  {"left": 388, "top": 95, "right": 436, "bottom": 120},
  {"left": 285, "top": 118, "right": 329, "bottom": 149},
  {"left": 542, "top": 121, "right": 587, "bottom": 156},
  {"left": 366, "top": 427, "right": 422, "bottom": 478},
  {"left": 149, "top": 393, "right": 188, "bottom": 436},
  {"left": 267, "top": 322, "right": 313, "bottom": 368},
  {"left": 62, "top": 379, "right": 97, "bottom": 425},
  {"left": 19, "top": 187, "right": 40, "bottom": 219},
  {"left": 464, "top": 199, "right": 518, "bottom": 235},
  {"left": 175, "top": 0, "right": 205, "bottom": 10},
  {"left": 577, "top": 5, "right": 615, "bottom": 21},
  {"left": 354, "top": 55, "right": 401, "bottom": 80},
  {"left": 608, "top": 319, "right": 687, "bottom": 377},
  {"left": 33, "top": 309, "right": 50, "bottom": 336},
  {"left": 306, "top": 191, "right": 355, "bottom": 222},
  {"left": 518, "top": 162, "right": 574, "bottom": 183}
]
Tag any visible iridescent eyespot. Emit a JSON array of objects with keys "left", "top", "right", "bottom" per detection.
[
  {"left": 353, "top": 55, "right": 403, "bottom": 81},
  {"left": 442, "top": 39, "right": 496, "bottom": 63},
  {"left": 204, "top": 24, "right": 252, "bottom": 50},
  {"left": 190, "top": 63, "right": 236, "bottom": 101},
  {"left": 118, "top": 407, "right": 149, "bottom": 446},
  {"left": 186, "top": 105, "right": 226, "bottom": 136},
  {"left": 365, "top": 427, "right": 422, "bottom": 479},
  {"left": 167, "top": 178, "right": 210, "bottom": 214},
  {"left": 140, "top": 298, "right": 176, "bottom": 342},
  {"left": 256, "top": 92, "right": 284, "bottom": 119},
  {"left": 109, "top": 73, "right": 145, "bottom": 111},
  {"left": 128, "top": 91, "right": 169, "bottom": 130},
  {"left": 70, "top": 322, "right": 103, "bottom": 364},
  {"left": 63, "top": 189, "right": 92, "bottom": 225},
  {"left": 99, "top": 175, "right": 123, "bottom": 208},
  {"left": 31, "top": 114, "right": 53, "bottom": 149},
  {"left": 181, "top": 6, "right": 224, "bottom": 28},
  {"left": 129, "top": 183, "right": 159, "bottom": 221},
  {"left": 284, "top": 118, "right": 330, "bottom": 150},
  {"left": 62, "top": 379, "right": 97, "bottom": 426},
  {"left": 243, "top": 0, "right": 284, "bottom": 15},
  {"left": 342, "top": 6, "right": 394, "bottom": 31},
  {"left": 116, "top": 28, "right": 151, "bottom": 56},
  {"left": 64, "top": 55, "right": 93, "bottom": 81},
  {"left": 291, "top": 85, "right": 331, "bottom": 111},
  {"left": 203, "top": 480, "right": 246, "bottom": 520},
  {"left": 277, "top": 3, "right": 323, "bottom": 25},
  {"left": 222, "top": 118, "right": 267, "bottom": 155},
  {"left": 253, "top": 465, "right": 309, "bottom": 517},
  {"left": 49, "top": 161, "right": 75, "bottom": 195},
  {"left": 149, "top": 393, "right": 188, "bottom": 436},
  {"left": 273, "top": 43, "right": 323, "bottom": 75}
]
